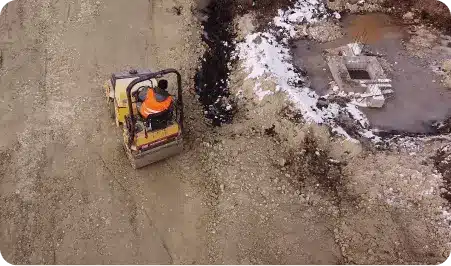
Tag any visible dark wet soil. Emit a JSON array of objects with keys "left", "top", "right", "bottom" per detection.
[
  {"left": 194, "top": 0, "right": 236, "bottom": 126},
  {"left": 194, "top": 0, "right": 299, "bottom": 126},
  {"left": 382, "top": 0, "right": 451, "bottom": 34},
  {"left": 292, "top": 13, "right": 451, "bottom": 134}
]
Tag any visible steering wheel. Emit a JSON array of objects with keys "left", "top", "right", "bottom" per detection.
[{"left": 132, "top": 86, "right": 149, "bottom": 102}]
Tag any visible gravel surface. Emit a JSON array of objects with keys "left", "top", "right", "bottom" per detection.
[
  {"left": 0, "top": 0, "right": 211, "bottom": 264},
  {"left": 0, "top": 0, "right": 450, "bottom": 264}
]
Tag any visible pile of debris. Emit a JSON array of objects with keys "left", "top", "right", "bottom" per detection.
[
  {"left": 232, "top": 1, "right": 384, "bottom": 142},
  {"left": 324, "top": 42, "right": 394, "bottom": 108}
]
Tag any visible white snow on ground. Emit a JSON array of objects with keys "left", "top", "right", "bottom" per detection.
[
  {"left": 230, "top": 0, "right": 451, "bottom": 234},
  {"left": 234, "top": 0, "right": 380, "bottom": 142},
  {"left": 273, "top": 0, "right": 328, "bottom": 38}
]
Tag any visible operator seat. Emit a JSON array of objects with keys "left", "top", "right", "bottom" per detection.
[{"left": 134, "top": 86, "right": 173, "bottom": 130}]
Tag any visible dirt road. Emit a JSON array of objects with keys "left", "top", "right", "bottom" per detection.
[
  {"left": 0, "top": 0, "right": 342, "bottom": 263},
  {"left": 0, "top": 0, "right": 450, "bottom": 264},
  {"left": 0, "top": 0, "right": 212, "bottom": 263}
]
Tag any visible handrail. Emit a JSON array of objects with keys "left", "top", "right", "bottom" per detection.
[{"left": 123, "top": 69, "right": 183, "bottom": 147}]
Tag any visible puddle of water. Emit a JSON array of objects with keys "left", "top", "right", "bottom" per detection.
[
  {"left": 343, "top": 13, "right": 406, "bottom": 44},
  {"left": 293, "top": 12, "right": 451, "bottom": 134},
  {"left": 292, "top": 40, "right": 333, "bottom": 95}
]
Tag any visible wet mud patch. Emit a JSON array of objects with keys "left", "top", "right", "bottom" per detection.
[
  {"left": 286, "top": 129, "right": 347, "bottom": 200},
  {"left": 194, "top": 0, "right": 301, "bottom": 126},
  {"left": 382, "top": 0, "right": 451, "bottom": 34},
  {"left": 373, "top": 116, "right": 451, "bottom": 146},
  {"left": 194, "top": 0, "right": 237, "bottom": 126},
  {"left": 292, "top": 12, "right": 451, "bottom": 138}
]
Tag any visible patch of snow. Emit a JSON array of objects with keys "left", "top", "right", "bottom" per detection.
[
  {"left": 234, "top": 0, "right": 379, "bottom": 142},
  {"left": 273, "top": 0, "right": 328, "bottom": 38},
  {"left": 332, "top": 85, "right": 339, "bottom": 92}
]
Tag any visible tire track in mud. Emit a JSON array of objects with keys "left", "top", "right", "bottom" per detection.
[
  {"left": 2, "top": 0, "right": 211, "bottom": 263},
  {"left": 25, "top": 2, "right": 65, "bottom": 264},
  {"left": 0, "top": 2, "right": 51, "bottom": 260},
  {"left": 1, "top": 0, "right": 87, "bottom": 263},
  {"left": 147, "top": 0, "right": 160, "bottom": 68},
  {"left": 36, "top": 1, "right": 154, "bottom": 256},
  {"left": 95, "top": 153, "right": 174, "bottom": 263},
  {"left": 16, "top": 0, "right": 25, "bottom": 28},
  {"left": 11, "top": 1, "right": 71, "bottom": 263}
]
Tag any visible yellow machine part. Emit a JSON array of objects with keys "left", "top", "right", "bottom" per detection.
[
  {"left": 135, "top": 123, "right": 180, "bottom": 147},
  {"left": 114, "top": 78, "right": 156, "bottom": 108},
  {"left": 107, "top": 74, "right": 182, "bottom": 169},
  {"left": 116, "top": 104, "right": 139, "bottom": 125},
  {"left": 105, "top": 78, "right": 157, "bottom": 125}
]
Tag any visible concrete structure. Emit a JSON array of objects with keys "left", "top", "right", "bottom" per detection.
[{"left": 325, "top": 43, "right": 393, "bottom": 108}]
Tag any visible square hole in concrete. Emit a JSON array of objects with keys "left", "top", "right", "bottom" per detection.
[
  {"left": 347, "top": 69, "right": 371, "bottom": 80},
  {"left": 327, "top": 55, "right": 388, "bottom": 94}
]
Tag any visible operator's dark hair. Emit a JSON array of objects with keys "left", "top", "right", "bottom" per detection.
[{"left": 158, "top": 79, "right": 168, "bottom": 90}]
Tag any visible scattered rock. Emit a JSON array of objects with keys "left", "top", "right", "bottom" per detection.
[
  {"left": 444, "top": 76, "right": 451, "bottom": 89},
  {"left": 402, "top": 12, "right": 414, "bottom": 20},
  {"left": 307, "top": 22, "right": 343, "bottom": 43},
  {"left": 203, "top": 141, "right": 211, "bottom": 148},
  {"left": 253, "top": 35, "right": 262, "bottom": 45},
  {"left": 316, "top": 97, "right": 329, "bottom": 109},
  {"left": 442, "top": 59, "right": 451, "bottom": 72},
  {"left": 278, "top": 158, "right": 287, "bottom": 167}
]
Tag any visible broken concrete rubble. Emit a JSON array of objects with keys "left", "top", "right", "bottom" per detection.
[
  {"left": 353, "top": 84, "right": 392, "bottom": 108},
  {"left": 402, "top": 12, "right": 414, "bottom": 20},
  {"left": 325, "top": 43, "right": 392, "bottom": 108}
]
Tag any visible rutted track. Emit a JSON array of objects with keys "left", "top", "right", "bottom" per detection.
[{"left": 0, "top": 0, "right": 212, "bottom": 263}]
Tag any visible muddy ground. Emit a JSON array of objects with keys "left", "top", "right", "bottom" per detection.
[
  {"left": 293, "top": 12, "right": 451, "bottom": 133},
  {"left": 0, "top": 0, "right": 451, "bottom": 265}
]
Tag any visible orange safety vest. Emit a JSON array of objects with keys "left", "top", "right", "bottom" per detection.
[{"left": 139, "top": 88, "right": 173, "bottom": 119}]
